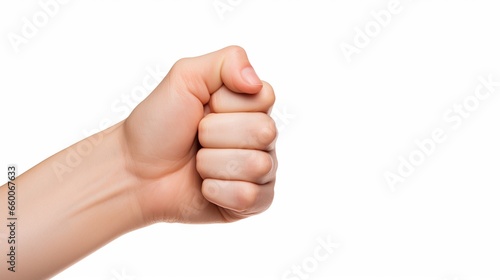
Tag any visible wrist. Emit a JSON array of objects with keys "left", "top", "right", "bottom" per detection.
[
  {"left": 83, "top": 121, "right": 145, "bottom": 231},
  {"left": 52, "top": 120, "right": 145, "bottom": 234}
]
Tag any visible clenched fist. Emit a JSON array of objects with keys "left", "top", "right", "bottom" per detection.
[{"left": 123, "top": 46, "right": 278, "bottom": 224}]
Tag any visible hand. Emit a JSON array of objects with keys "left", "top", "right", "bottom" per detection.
[{"left": 122, "top": 46, "right": 278, "bottom": 224}]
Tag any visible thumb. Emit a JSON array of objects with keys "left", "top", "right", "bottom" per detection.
[{"left": 166, "top": 45, "right": 263, "bottom": 104}]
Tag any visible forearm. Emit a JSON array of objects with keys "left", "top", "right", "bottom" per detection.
[{"left": 0, "top": 121, "right": 143, "bottom": 279}]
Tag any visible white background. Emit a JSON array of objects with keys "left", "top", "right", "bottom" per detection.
[{"left": 1, "top": 1, "right": 500, "bottom": 279}]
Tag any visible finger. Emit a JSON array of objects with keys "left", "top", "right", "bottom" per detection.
[
  {"left": 196, "top": 148, "right": 276, "bottom": 185},
  {"left": 201, "top": 179, "right": 275, "bottom": 218},
  {"left": 209, "top": 82, "right": 275, "bottom": 113},
  {"left": 166, "top": 45, "right": 263, "bottom": 104},
  {"left": 198, "top": 113, "right": 277, "bottom": 150}
]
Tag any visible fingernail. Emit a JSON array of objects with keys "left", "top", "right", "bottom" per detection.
[{"left": 241, "top": 66, "right": 262, "bottom": 86}]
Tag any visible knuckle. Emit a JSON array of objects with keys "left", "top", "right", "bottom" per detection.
[
  {"left": 197, "top": 122, "right": 207, "bottom": 138},
  {"left": 261, "top": 81, "right": 276, "bottom": 108},
  {"left": 195, "top": 149, "right": 208, "bottom": 174},
  {"left": 256, "top": 115, "right": 277, "bottom": 148},
  {"left": 195, "top": 148, "right": 206, "bottom": 162},
  {"left": 208, "top": 90, "right": 221, "bottom": 111},
  {"left": 234, "top": 184, "right": 259, "bottom": 212},
  {"left": 170, "top": 57, "right": 210, "bottom": 102},
  {"left": 224, "top": 45, "right": 247, "bottom": 58},
  {"left": 197, "top": 116, "right": 212, "bottom": 142},
  {"left": 250, "top": 151, "right": 273, "bottom": 178}
]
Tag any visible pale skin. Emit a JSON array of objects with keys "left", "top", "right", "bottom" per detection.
[{"left": 0, "top": 46, "right": 278, "bottom": 279}]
